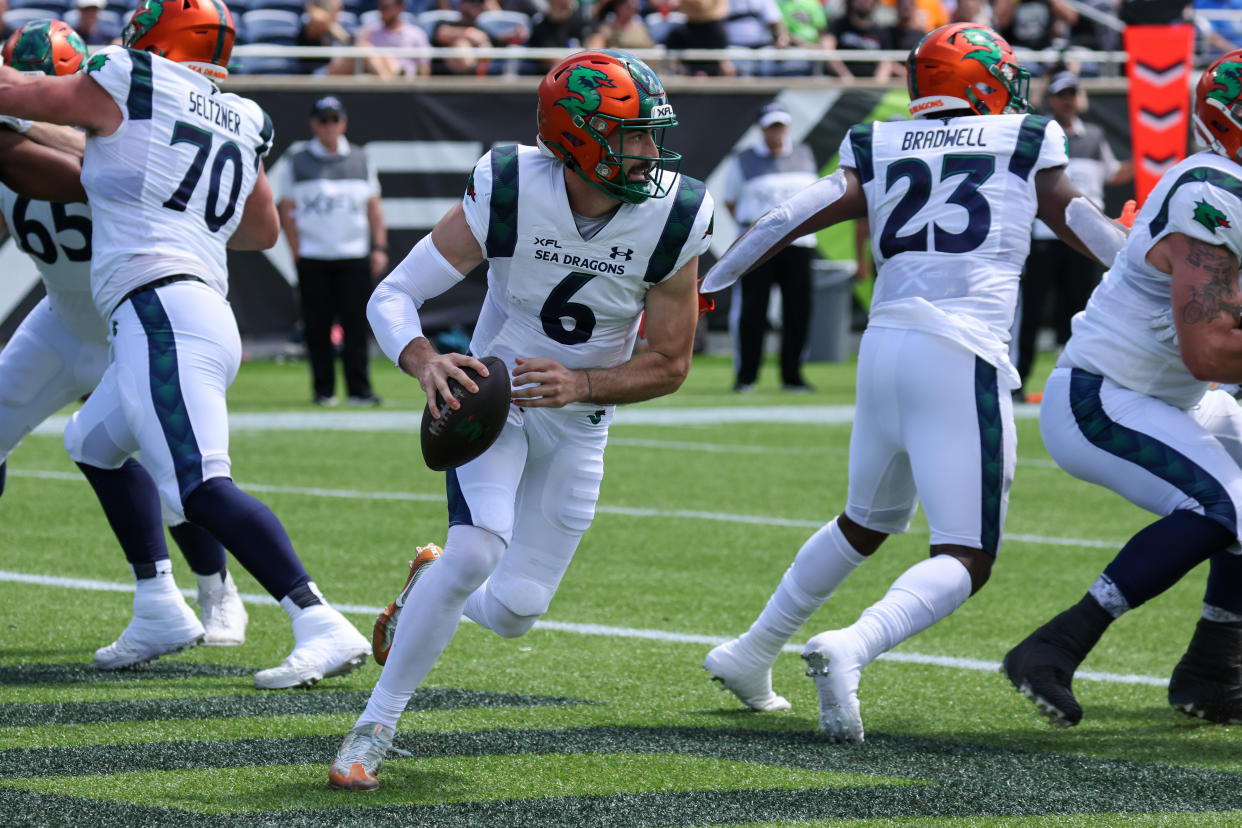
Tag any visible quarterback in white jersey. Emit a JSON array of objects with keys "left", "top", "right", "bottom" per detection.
[
  {"left": 1006, "top": 51, "right": 1242, "bottom": 728},
  {"left": 700, "top": 24, "right": 1123, "bottom": 741},
  {"left": 0, "top": 0, "right": 369, "bottom": 687},
  {"left": 330, "top": 50, "right": 712, "bottom": 791}
]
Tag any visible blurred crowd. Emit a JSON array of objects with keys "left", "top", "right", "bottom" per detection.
[{"left": 0, "top": 0, "right": 1236, "bottom": 77}]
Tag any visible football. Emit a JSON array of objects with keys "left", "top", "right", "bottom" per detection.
[{"left": 420, "top": 355, "right": 511, "bottom": 471}]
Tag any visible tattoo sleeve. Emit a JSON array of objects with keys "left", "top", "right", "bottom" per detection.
[{"left": 1180, "top": 238, "right": 1242, "bottom": 325}]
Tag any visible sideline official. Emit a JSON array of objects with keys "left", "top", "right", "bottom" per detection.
[
  {"left": 276, "top": 96, "right": 387, "bottom": 406},
  {"left": 723, "top": 102, "right": 820, "bottom": 392}
]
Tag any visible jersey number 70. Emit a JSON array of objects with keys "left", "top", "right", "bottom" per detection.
[{"left": 162, "top": 120, "right": 244, "bottom": 233}]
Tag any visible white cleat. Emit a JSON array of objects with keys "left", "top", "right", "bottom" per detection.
[
  {"left": 254, "top": 604, "right": 370, "bottom": 690},
  {"left": 703, "top": 638, "right": 791, "bottom": 712},
  {"left": 197, "top": 571, "right": 248, "bottom": 647},
  {"left": 802, "top": 629, "right": 866, "bottom": 743},
  {"left": 95, "top": 582, "right": 205, "bottom": 670}
]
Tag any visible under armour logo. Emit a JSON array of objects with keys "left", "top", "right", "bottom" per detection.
[
  {"left": 609, "top": 246, "right": 633, "bottom": 261},
  {"left": 588, "top": 409, "right": 605, "bottom": 424}
]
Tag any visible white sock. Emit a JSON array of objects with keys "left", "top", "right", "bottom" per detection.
[
  {"left": 736, "top": 518, "right": 865, "bottom": 664},
  {"left": 359, "top": 524, "right": 503, "bottom": 730},
  {"left": 848, "top": 554, "right": 972, "bottom": 663},
  {"left": 1204, "top": 603, "right": 1242, "bottom": 623},
  {"left": 1088, "top": 573, "right": 1131, "bottom": 619},
  {"left": 461, "top": 577, "right": 491, "bottom": 627}
]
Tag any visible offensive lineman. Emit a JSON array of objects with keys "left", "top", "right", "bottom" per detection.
[
  {"left": 329, "top": 50, "right": 713, "bottom": 790},
  {"left": 0, "top": 19, "right": 249, "bottom": 654},
  {"left": 1005, "top": 51, "right": 1242, "bottom": 727},
  {"left": 0, "top": 0, "right": 370, "bottom": 688},
  {"left": 699, "top": 24, "right": 1126, "bottom": 741}
]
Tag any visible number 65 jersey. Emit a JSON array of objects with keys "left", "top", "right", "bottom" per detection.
[
  {"left": 843, "top": 114, "right": 1068, "bottom": 349},
  {"left": 79, "top": 46, "right": 273, "bottom": 319},
  {"left": 461, "top": 144, "right": 713, "bottom": 409}
]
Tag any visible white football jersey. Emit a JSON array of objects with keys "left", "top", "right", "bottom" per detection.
[
  {"left": 80, "top": 47, "right": 273, "bottom": 318},
  {"left": 461, "top": 145, "right": 713, "bottom": 411},
  {"left": 841, "top": 114, "right": 1069, "bottom": 343},
  {"left": 0, "top": 184, "right": 103, "bottom": 342},
  {"left": 1063, "top": 151, "right": 1242, "bottom": 410}
]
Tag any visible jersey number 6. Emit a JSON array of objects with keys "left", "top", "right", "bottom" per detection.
[{"left": 540, "top": 271, "right": 598, "bottom": 345}]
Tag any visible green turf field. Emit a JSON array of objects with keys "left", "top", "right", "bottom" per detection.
[{"left": 1, "top": 353, "right": 1239, "bottom": 826}]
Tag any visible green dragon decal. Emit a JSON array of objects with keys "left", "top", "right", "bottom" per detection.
[
  {"left": 554, "top": 65, "right": 615, "bottom": 121},
  {"left": 85, "top": 52, "right": 110, "bottom": 74},
  {"left": 1192, "top": 200, "right": 1231, "bottom": 233},
  {"left": 122, "top": 0, "right": 165, "bottom": 51},
  {"left": 952, "top": 27, "right": 1005, "bottom": 70},
  {"left": 1206, "top": 61, "right": 1242, "bottom": 111}
]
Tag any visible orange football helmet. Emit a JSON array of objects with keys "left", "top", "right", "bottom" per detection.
[
  {"left": 2, "top": 19, "right": 87, "bottom": 76},
  {"left": 906, "top": 23, "right": 1030, "bottom": 118},
  {"left": 536, "top": 50, "right": 681, "bottom": 204},
  {"left": 122, "top": 0, "right": 235, "bottom": 82},
  {"left": 1194, "top": 49, "right": 1242, "bottom": 163}
]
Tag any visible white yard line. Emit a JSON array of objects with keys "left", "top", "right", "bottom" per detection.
[
  {"left": 0, "top": 568, "right": 1166, "bottom": 688},
  {"left": 29, "top": 403, "right": 1044, "bottom": 437},
  {"left": 9, "top": 469, "right": 1124, "bottom": 547}
]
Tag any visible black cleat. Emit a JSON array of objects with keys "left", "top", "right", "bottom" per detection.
[
  {"left": 1002, "top": 634, "right": 1083, "bottom": 728},
  {"left": 1168, "top": 618, "right": 1242, "bottom": 725},
  {"left": 1003, "top": 595, "right": 1114, "bottom": 728}
]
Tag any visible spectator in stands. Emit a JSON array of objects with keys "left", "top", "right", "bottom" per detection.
[
  {"left": 432, "top": 0, "right": 521, "bottom": 75},
  {"left": 949, "top": 0, "right": 993, "bottom": 25},
  {"left": 724, "top": 0, "right": 789, "bottom": 77},
  {"left": 825, "top": 0, "right": 895, "bottom": 80},
  {"left": 74, "top": 0, "right": 118, "bottom": 46},
  {"left": 1196, "top": 0, "right": 1242, "bottom": 60},
  {"left": 587, "top": 0, "right": 656, "bottom": 51},
  {"left": 355, "top": 0, "right": 431, "bottom": 77},
  {"left": 299, "top": 0, "right": 355, "bottom": 74},
  {"left": 526, "top": 0, "right": 588, "bottom": 72},
  {"left": 1014, "top": 70, "right": 1132, "bottom": 400},
  {"left": 666, "top": 0, "right": 735, "bottom": 75},
  {"left": 994, "top": 0, "right": 1077, "bottom": 68},
  {"left": 880, "top": 0, "right": 947, "bottom": 35},
  {"left": 889, "top": 0, "right": 934, "bottom": 51},
  {"left": 779, "top": 0, "right": 830, "bottom": 52}
]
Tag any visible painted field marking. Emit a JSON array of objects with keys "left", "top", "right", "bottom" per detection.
[
  {"left": 0, "top": 568, "right": 1166, "bottom": 688},
  {"left": 9, "top": 469, "right": 1123, "bottom": 548}
]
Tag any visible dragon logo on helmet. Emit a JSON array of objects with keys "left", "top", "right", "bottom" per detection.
[
  {"left": 122, "top": 0, "right": 165, "bottom": 53},
  {"left": 1205, "top": 61, "right": 1242, "bottom": 112},
  {"left": 555, "top": 66, "right": 615, "bottom": 122}
]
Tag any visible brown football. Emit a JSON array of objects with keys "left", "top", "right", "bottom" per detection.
[{"left": 420, "top": 356, "right": 511, "bottom": 471}]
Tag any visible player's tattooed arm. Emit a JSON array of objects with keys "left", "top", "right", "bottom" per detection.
[
  {"left": 1178, "top": 238, "right": 1242, "bottom": 325},
  {"left": 1158, "top": 231, "right": 1242, "bottom": 382}
]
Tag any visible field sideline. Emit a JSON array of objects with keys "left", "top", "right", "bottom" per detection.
[{"left": 1, "top": 354, "right": 1239, "bottom": 826}]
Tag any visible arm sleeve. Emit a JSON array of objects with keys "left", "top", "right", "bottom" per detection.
[{"left": 366, "top": 233, "right": 468, "bottom": 364}]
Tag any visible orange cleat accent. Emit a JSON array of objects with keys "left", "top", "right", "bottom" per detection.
[{"left": 372, "top": 543, "right": 443, "bottom": 665}]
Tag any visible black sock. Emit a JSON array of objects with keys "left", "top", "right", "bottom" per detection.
[
  {"left": 1205, "top": 551, "right": 1242, "bottom": 616},
  {"left": 183, "top": 477, "right": 312, "bottom": 601},
  {"left": 1037, "top": 593, "right": 1115, "bottom": 669},
  {"left": 0, "top": 459, "right": 6, "bottom": 497},
  {"left": 77, "top": 459, "right": 169, "bottom": 572},
  {"left": 169, "top": 522, "right": 228, "bottom": 578},
  {"left": 1104, "top": 510, "right": 1233, "bottom": 610}
]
